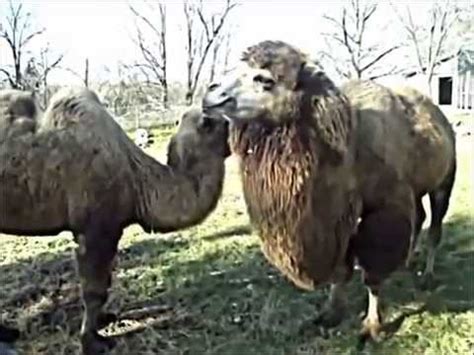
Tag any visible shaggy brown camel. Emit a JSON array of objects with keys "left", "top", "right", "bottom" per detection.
[
  {"left": 0, "top": 88, "right": 230, "bottom": 354},
  {"left": 202, "top": 40, "right": 456, "bottom": 341}
]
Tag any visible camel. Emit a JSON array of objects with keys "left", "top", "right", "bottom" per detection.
[
  {"left": 0, "top": 88, "right": 230, "bottom": 354},
  {"left": 202, "top": 40, "right": 456, "bottom": 341}
]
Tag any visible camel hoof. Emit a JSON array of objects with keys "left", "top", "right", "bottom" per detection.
[
  {"left": 358, "top": 316, "right": 383, "bottom": 344},
  {"left": 299, "top": 303, "right": 345, "bottom": 338},
  {"left": 81, "top": 331, "right": 116, "bottom": 355},
  {"left": 312, "top": 305, "right": 345, "bottom": 328},
  {"left": 97, "top": 312, "right": 118, "bottom": 329},
  {"left": 0, "top": 325, "right": 20, "bottom": 343}
]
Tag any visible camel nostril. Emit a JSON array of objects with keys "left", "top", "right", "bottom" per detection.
[
  {"left": 219, "top": 91, "right": 229, "bottom": 99},
  {"left": 208, "top": 83, "right": 220, "bottom": 92}
]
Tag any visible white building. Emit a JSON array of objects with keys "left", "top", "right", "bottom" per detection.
[{"left": 379, "top": 43, "right": 474, "bottom": 114}]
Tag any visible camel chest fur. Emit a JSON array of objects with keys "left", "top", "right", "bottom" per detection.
[{"left": 233, "top": 124, "right": 360, "bottom": 290}]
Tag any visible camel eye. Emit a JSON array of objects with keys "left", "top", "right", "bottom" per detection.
[{"left": 253, "top": 74, "right": 275, "bottom": 91}]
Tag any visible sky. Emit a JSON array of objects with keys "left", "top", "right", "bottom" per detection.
[{"left": 0, "top": 0, "right": 433, "bottom": 85}]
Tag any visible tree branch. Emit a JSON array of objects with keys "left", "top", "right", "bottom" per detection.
[
  {"left": 341, "top": 7, "right": 360, "bottom": 76},
  {"left": 183, "top": 0, "right": 238, "bottom": 104},
  {"left": 0, "top": 68, "right": 15, "bottom": 87},
  {"left": 360, "top": 45, "right": 399, "bottom": 72}
]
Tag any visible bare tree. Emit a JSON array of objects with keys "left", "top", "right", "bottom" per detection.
[
  {"left": 392, "top": 1, "right": 462, "bottom": 95},
  {"left": 209, "top": 33, "right": 222, "bottom": 85},
  {"left": 0, "top": 0, "right": 63, "bottom": 101},
  {"left": 31, "top": 45, "right": 64, "bottom": 107},
  {"left": 183, "top": 0, "right": 238, "bottom": 105},
  {"left": 209, "top": 29, "right": 233, "bottom": 84},
  {"left": 62, "top": 58, "right": 91, "bottom": 88},
  {"left": 0, "top": 0, "right": 45, "bottom": 89},
  {"left": 321, "top": 0, "right": 401, "bottom": 81},
  {"left": 84, "top": 58, "right": 89, "bottom": 88},
  {"left": 129, "top": 1, "right": 168, "bottom": 108}
]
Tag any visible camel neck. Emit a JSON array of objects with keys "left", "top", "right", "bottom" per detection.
[{"left": 134, "top": 153, "right": 225, "bottom": 233}]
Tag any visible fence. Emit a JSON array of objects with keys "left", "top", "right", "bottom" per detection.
[{"left": 111, "top": 104, "right": 189, "bottom": 131}]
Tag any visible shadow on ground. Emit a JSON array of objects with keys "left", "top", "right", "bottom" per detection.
[
  {"left": 0, "top": 214, "right": 472, "bottom": 354},
  {"left": 200, "top": 224, "right": 252, "bottom": 242}
]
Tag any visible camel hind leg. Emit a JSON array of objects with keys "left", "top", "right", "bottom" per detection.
[
  {"left": 405, "top": 196, "right": 426, "bottom": 268},
  {"left": 422, "top": 163, "right": 456, "bottom": 288}
]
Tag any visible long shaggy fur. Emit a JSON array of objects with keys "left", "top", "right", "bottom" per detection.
[
  {"left": 231, "top": 115, "right": 360, "bottom": 288},
  {"left": 227, "top": 40, "right": 455, "bottom": 291}
]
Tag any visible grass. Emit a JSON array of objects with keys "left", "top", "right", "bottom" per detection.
[{"left": 1, "top": 128, "right": 473, "bottom": 355}]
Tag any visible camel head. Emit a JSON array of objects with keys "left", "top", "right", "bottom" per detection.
[
  {"left": 202, "top": 40, "right": 352, "bottom": 162},
  {"left": 167, "top": 108, "right": 230, "bottom": 169},
  {"left": 0, "top": 89, "right": 38, "bottom": 141},
  {"left": 202, "top": 40, "right": 315, "bottom": 124}
]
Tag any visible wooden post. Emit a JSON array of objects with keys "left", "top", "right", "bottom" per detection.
[
  {"left": 453, "top": 53, "right": 458, "bottom": 110},
  {"left": 464, "top": 70, "right": 470, "bottom": 110}
]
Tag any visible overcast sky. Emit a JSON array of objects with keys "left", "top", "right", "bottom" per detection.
[{"left": 0, "top": 0, "right": 433, "bottom": 85}]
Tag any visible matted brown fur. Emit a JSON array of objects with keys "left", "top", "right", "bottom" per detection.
[
  {"left": 207, "top": 40, "right": 455, "bottom": 292},
  {"left": 225, "top": 41, "right": 360, "bottom": 289},
  {"left": 0, "top": 88, "right": 230, "bottom": 353},
  {"left": 231, "top": 116, "right": 360, "bottom": 289},
  {"left": 203, "top": 40, "right": 456, "bottom": 340}
]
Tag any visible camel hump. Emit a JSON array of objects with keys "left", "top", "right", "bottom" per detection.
[
  {"left": 0, "top": 89, "right": 39, "bottom": 141},
  {"left": 391, "top": 85, "right": 426, "bottom": 100},
  {"left": 41, "top": 87, "right": 107, "bottom": 130},
  {"left": 0, "top": 89, "right": 39, "bottom": 121}
]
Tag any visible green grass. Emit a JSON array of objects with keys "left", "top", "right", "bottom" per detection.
[{"left": 1, "top": 130, "right": 473, "bottom": 355}]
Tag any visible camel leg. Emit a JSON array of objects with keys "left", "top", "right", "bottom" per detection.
[
  {"left": 420, "top": 162, "right": 455, "bottom": 289},
  {"left": 422, "top": 190, "right": 451, "bottom": 288},
  {"left": 313, "top": 282, "right": 348, "bottom": 327},
  {"left": 353, "top": 208, "right": 412, "bottom": 341},
  {"left": 361, "top": 283, "right": 382, "bottom": 341},
  {"left": 406, "top": 197, "right": 426, "bottom": 268},
  {"left": 75, "top": 226, "right": 120, "bottom": 355},
  {"left": 313, "top": 249, "right": 354, "bottom": 328}
]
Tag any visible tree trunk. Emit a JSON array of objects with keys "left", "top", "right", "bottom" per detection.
[
  {"left": 427, "top": 77, "right": 433, "bottom": 98},
  {"left": 185, "top": 91, "right": 193, "bottom": 106},
  {"left": 43, "top": 75, "right": 48, "bottom": 109},
  {"left": 14, "top": 62, "right": 21, "bottom": 89},
  {"left": 162, "top": 81, "right": 168, "bottom": 109},
  {"left": 84, "top": 58, "right": 89, "bottom": 88}
]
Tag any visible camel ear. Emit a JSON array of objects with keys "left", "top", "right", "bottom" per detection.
[{"left": 312, "top": 83, "right": 352, "bottom": 162}]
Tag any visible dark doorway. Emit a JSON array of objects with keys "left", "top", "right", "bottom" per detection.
[{"left": 438, "top": 76, "right": 453, "bottom": 105}]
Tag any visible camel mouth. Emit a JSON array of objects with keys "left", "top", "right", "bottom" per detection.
[
  {"left": 203, "top": 107, "right": 237, "bottom": 124},
  {"left": 202, "top": 94, "right": 238, "bottom": 118}
]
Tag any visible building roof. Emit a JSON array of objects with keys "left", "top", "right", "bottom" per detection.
[
  {"left": 404, "top": 42, "right": 473, "bottom": 78},
  {"left": 404, "top": 55, "right": 455, "bottom": 78}
]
